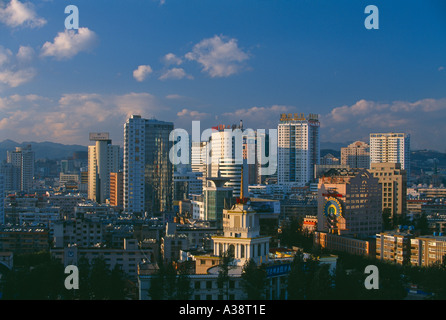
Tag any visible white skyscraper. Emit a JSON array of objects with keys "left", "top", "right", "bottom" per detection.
[
  {"left": 210, "top": 124, "right": 248, "bottom": 198},
  {"left": 6, "top": 145, "right": 34, "bottom": 192},
  {"left": 88, "top": 133, "right": 120, "bottom": 204},
  {"left": 123, "top": 115, "right": 174, "bottom": 216},
  {"left": 278, "top": 113, "right": 320, "bottom": 186},
  {"left": 369, "top": 133, "right": 410, "bottom": 179}
]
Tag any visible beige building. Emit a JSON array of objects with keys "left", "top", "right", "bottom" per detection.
[
  {"left": 410, "top": 235, "right": 446, "bottom": 267},
  {"left": 317, "top": 168, "right": 382, "bottom": 238},
  {"left": 370, "top": 132, "right": 410, "bottom": 179},
  {"left": 212, "top": 201, "right": 271, "bottom": 267},
  {"left": 314, "top": 168, "right": 382, "bottom": 256},
  {"left": 369, "top": 162, "right": 407, "bottom": 221},
  {"left": 314, "top": 231, "right": 374, "bottom": 256},
  {"left": 341, "top": 141, "right": 370, "bottom": 169},
  {"left": 376, "top": 230, "right": 413, "bottom": 264},
  {"left": 88, "top": 133, "right": 120, "bottom": 204}
]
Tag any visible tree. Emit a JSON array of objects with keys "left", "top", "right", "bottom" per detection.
[
  {"left": 109, "top": 264, "right": 126, "bottom": 300},
  {"left": 287, "top": 250, "right": 308, "bottom": 299},
  {"left": 176, "top": 263, "right": 192, "bottom": 300},
  {"left": 415, "top": 213, "right": 430, "bottom": 235},
  {"left": 217, "top": 249, "right": 235, "bottom": 300},
  {"left": 382, "top": 208, "right": 393, "bottom": 230},
  {"left": 90, "top": 256, "right": 111, "bottom": 300},
  {"left": 241, "top": 259, "right": 267, "bottom": 300},
  {"left": 307, "top": 263, "right": 333, "bottom": 300}
]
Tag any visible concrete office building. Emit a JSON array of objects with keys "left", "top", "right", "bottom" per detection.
[
  {"left": 369, "top": 162, "right": 407, "bottom": 222},
  {"left": 370, "top": 133, "right": 410, "bottom": 179},
  {"left": 6, "top": 145, "right": 35, "bottom": 192},
  {"left": 123, "top": 115, "right": 174, "bottom": 216},
  {"left": 88, "top": 133, "right": 120, "bottom": 204},
  {"left": 341, "top": 141, "right": 370, "bottom": 169},
  {"left": 278, "top": 113, "right": 320, "bottom": 187}
]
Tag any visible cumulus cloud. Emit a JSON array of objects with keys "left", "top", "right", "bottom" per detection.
[
  {"left": 133, "top": 65, "right": 153, "bottom": 82},
  {"left": 41, "top": 28, "right": 98, "bottom": 60},
  {"left": 163, "top": 53, "right": 183, "bottom": 66},
  {"left": 185, "top": 35, "right": 249, "bottom": 78},
  {"left": 16, "top": 45, "right": 34, "bottom": 63},
  {"left": 177, "top": 108, "right": 209, "bottom": 119},
  {"left": 0, "top": 92, "right": 168, "bottom": 145},
  {"left": 321, "top": 98, "right": 446, "bottom": 150},
  {"left": 0, "top": 45, "right": 36, "bottom": 88},
  {"left": 0, "top": 0, "right": 46, "bottom": 28},
  {"left": 159, "top": 67, "right": 193, "bottom": 80}
]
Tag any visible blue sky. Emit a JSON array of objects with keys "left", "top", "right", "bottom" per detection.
[{"left": 0, "top": 0, "right": 445, "bottom": 150}]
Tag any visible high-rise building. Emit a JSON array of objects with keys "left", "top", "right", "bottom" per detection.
[
  {"left": 202, "top": 177, "right": 234, "bottom": 229},
  {"left": 369, "top": 162, "right": 407, "bottom": 223},
  {"left": 110, "top": 171, "right": 123, "bottom": 208},
  {"left": 341, "top": 141, "right": 370, "bottom": 169},
  {"left": 210, "top": 123, "right": 249, "bottom": 198},
  {"left": 278, "top": 113, "right": 320, "bottom": 186},
  {"left": 123, "top": 115, "right": 174, "bottom": 216},
  {"left": 88, "top": 133, "right": 120, "bottom": 204},
  {"left": 370, "top": 133, "right": 410, "bottom": 179},
  {"left": 317, "top": 168, "right": 382, "bottom": 238},
  {"left": 6, "top": 145, "right": 34, "bottom": 192}
]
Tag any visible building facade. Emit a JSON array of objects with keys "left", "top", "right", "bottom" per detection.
[
  {"left": 370, "top": 133, "right": 410, "bottom": 179},
  {"left": 88, "top": 133, "right": 120, "bottom": 204},
  {"left": 123, "top": 115, "right": 174, "bottom": 216},
  {"left": 341, "top": 141, "right": 370, "bottom": 169},
  {"left": 369, "top": 162, "right": 407, "bottom": 222},
  {"left": 278, "top": 113, "right": 320, "bottom": 187}
]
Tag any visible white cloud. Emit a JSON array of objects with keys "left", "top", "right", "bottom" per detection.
[
  {"left": 177, "top": 108, "right": 209, "bottom": 119},
  {"left": 163, "top": 53, "right": 183, "bottom": 66},
  {"left": 0, "top": 68, "right": 36, "bottom": 87},
  {"left": 219, "top": 105, "right": 292, "bottom": 130},
  {"left": 0, "top": 92, "right": 168, "bottom": 145},
  {"left": 159, "top": 67, "right": 193, "bottom": 80},
  {"left": 439, "top": 66, "right": 445, "bottom": 71},
  {"left": 0, "top": 45, "right": 36, "bottom": 88},
  {"left": 133, "top": 65, "right": 153, "bottom": 82},
  {"left": 185, "top": 35, "right": 249, "bottom": 78},
  {"left": 16, "top": 45, "right": 34, "bottom": 63},
  {"left": 0, "top": 0, "right": 46, "bottom": 28},
  {"left": 165, "top": 94, "right": 184, "bottom": 100},
  {"left": 41, "top": 28, "right": 98, "bottom": 60},
  {"left": 321, "top": 98, "right": 446, "bottom": 150}
]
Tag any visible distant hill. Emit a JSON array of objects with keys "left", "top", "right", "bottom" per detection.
[
  {"left": 320, "top": 141, "right": 350, "bottom": 151},
  {"left": 0, "top": 140, "right": 87, "bottom": 161}
]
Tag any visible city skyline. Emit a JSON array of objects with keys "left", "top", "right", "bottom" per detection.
[{"left": 0, "top": 0, "right": 445, "bottom": 151}]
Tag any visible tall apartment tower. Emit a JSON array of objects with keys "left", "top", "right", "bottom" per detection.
[
  {"left": 341, "top": 141, "right": 370, "bottom": 169},
  {"left": 369, "top": 162, "right": 407, "bottom": 223},
  {"left": 370, "top": 133, "right": 410, "bottom": 180},
  {"left": 88, "top": 133, "right": 120, "bottom": 204},
  {"left": 210, "top": 124, "right": 249, "bottom": 198},
  {"left": 6, "top": 145, "right": 34, "bottom": 192},
  {"left": 278, "top": 113, "right": 320, "bottom": 186},
  {"left": 123, "top": 115, "right": 174, "bottom": 216}
]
